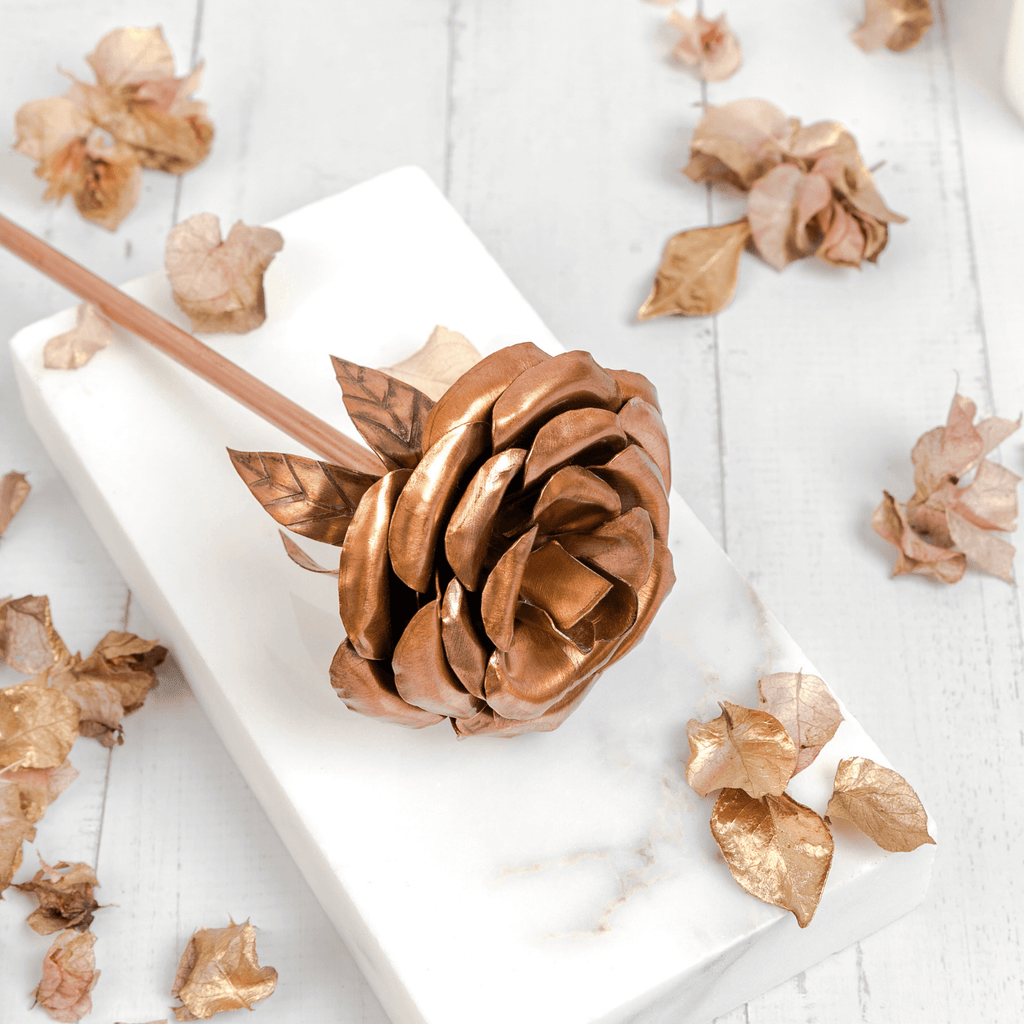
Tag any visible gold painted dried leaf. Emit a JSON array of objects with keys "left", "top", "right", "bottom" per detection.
[
  {"left": 33, "top": 928, "right": 100, "bottom": 1022},
  {"left": 2, "top": 758, "right": 77, "bottom": 825},
  {"left": 278, "top": 530, "right": 338, "bottom": 574},
  {"left": 746, "top": 164, "right": 831, "bottom": 271},
  {"left": 852, "top": 0, "right": 933, "bottom": 52},
  {"left": 43, "top": 303, "right": 114, "bottom": 370},
  {"left": 826, "top": 756, "right": 936, "bottom": 852},
  {"left": 638, "top": 220, "right": 750, "bottom": 320},
  {"left": 668, "top": 11, "right": 742, "bottom": 82},
  {"left": 0, "top": 595, "right": 70, "bottom": 674},
  {"left": 0, "top": 471, "right": 30, "bottom": 538},
  {"left": 166, "top": 214, "right": 283, "bottom": 333},
  {"left": 171, "top": 920, "right": 278, "bottom": 1021},
  {"left": 15, "top": 858, "right": 102, "bottom": 935},
  {"left": 0, "top": 683, "right": 80, "bottom": 769},
  {"left": 686, "top": 701, "right": 797, "bottom": 799},
  {"left": 711, "top": 788, "right": 834, "bottom": 927},
  {"left": 758, "top": 671, "right": 843, "bottom": 775},
  {"left": 0, "top": 772, "right": 37, "bottom": 895},
  {"left": 378, "top": 325, "right": 483, "bottom": 402}
]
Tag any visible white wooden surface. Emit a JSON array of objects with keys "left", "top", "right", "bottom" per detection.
[{"left": 0, "top": 1, "right": 1020, "bottom": 1021}]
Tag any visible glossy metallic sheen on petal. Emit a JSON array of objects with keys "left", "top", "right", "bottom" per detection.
[
  {"left": 592, "top": 445, "right": 670, "bottom": 541},
  {"left": 531, "top": 466, "right": 621, "bottom": 535},
  {"left": 618, "top": 397, "right": 672, "bottom": 492},
  {"left": 519, "top": 541, "right": 612, "bottom": 631},
  {"left": 338, "top": 469, "right": 411, "bottom": 660},
  {"left": 329, "top": 640, "right": 444, "bottom": 728},
  {"left": 557, "top": 507, "right": 655, "bottom": 589},
  {"left": 522, "top": 407, "right": 629, "bottom": 489},
  {"left": 491, "top": 351, "right": 622, "bottom": 451},
  {"left": 422, "top": 342, "right": 550, "bottom": 451},
  {"left": 440, "top": 578, "right": 489, "bottom": 699},
  {"left": 481, "top": 526, "right": 538, "bottom": 651},
  {"left": 610, "top": 369, "right": 661, "bottom": 411},
  {"left": 453, "top": 675, "right": 599, "bottom": 737},
  {"left": 603, "top": 540, "right": 676, "bottom": 671},
  {"left": 389, "top": 421, "right": 489, "bottom": 592},
  {"left": 586, "top": 576, "right": 639, "bottom": 642},
  {"left": 446, "top": 448, "right": 527, "bottom": 590},
  {"left": 393, "top": 601, "right": 484, "bottom": 719}
]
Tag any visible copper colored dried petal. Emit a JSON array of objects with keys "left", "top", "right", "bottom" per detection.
[
  {"left": 338, "top": 470, "right": 411, "bottom": 659},
  {"left": 481, "top": 526, "right": 539, "bottom": 651},
  {"left": 852, "top": 0, "right": 933, "bottom": 52},
  {"left": 491, "top": 351, "right": 622, "bottom": 451},
  {"left": 976, "top": 413, "right": 1022, "bottom": 460},
  {"left": 389, "top": 422, "right": 488, "bottom": 592},
  {"left": 956, "top": 460, "right": 1020, "bottom": 532},
  {"left": 530, "top": 466, "right": 622, "bottom": 535},
  {"left": 279, "top": 530, "right": 338, "bottom": 575},
  {"left": 911, "top": 394, "right": 983, "bottom": 501},
  {"left": 808, "top": 133, "right": 905, "bottom": 225},
  {"left": 331, "top": 357, "right": 434, "bottom": 471},
  {"left": 393, "top": 600, "right": 483, "bottom": 719},
  {"left": 757, "top": 671, "right": 843, "bottom": 775},
  {"left": 446, "top": 448, "right": 527, "bottom": 590},
  {"left": 329, "top": 640, "right": 443, "bottom": 728},
  {"left": 586, "top": 576, "right": 639, "bottom": 643},
  {"left": 522, "top": 407, "right": 628, "bottom": 489},
  {"left": 557, "top": 508, "right": 655, "bottom": 589},
  {"left": 668, "top": 11, "right": 743, "bottom": 83},
  {"left": 519, "top": 541, "right": 612, "bottom": 631},
  {"left": 440, "top": 578, "right": 489, "bottom": 699},
  {"left": 826, "top": 756, "right": 935, "bottom": 852},
  {"left": 423, "top": 342, "right": 550, "bottom": 451},
  {"left": 0, "top": 471, "right": 30, "bottom": 539},
  {"left": 0, "top": 595, "right": 70, "bottom": 674},
  {"left": 15, "top": 859, "right": 102, "bottom": 935},
  {"left": 610, "top": 369, "right": 661, "bottom": 411},
  {"left": 43, "top": 304, "right": 114, "bottom": 370},
  {"left": 4, "top": 759, "right": 77, "bottom": 825},
  {"left": 947, "top": 508, "right": 1015, "bottom": 583},
  {"left": 1, "top": 774, "right": 36, "bottom": 894},
  {"left": 0, "top": 683, "right": 80, "bottom": 770},
  {"left": 618, "top": 398, "right": 672, "bottom": 492},
  {"left": 34, "top": 928, "right": 99, "bottom": 1023},
  {"left": 592, "top": 446, "right": 670, "bottom": 541},
  {"left": 871, "top": 491, "right": 967, "bottom": 583},
  {"left": 453, "top": 675, "right": 599, "bottom": 738},
  {"left": 711, "top": 789, "right": 833, "bottom": 928}
]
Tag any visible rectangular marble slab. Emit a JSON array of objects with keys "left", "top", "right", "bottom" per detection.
[{"left": 10, "top": 167, "right": 934, "bottom": 1024}]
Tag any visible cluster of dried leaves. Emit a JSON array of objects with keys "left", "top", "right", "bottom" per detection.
[
  {"left": 873, "top": 391, "right": 1021, "bottom": 584},
  {"left": 14, "top": 27, "right": 213, "bottom": 230},
  {"left": 638, "top": 99, "right": 905, "bottom": 320},
  {"left": 667, "top": 10, "right": 742, "bottom": 82},
  {"left": 686, "top": 671, "right": 934, "bottom": 926},
  {"left": 853, "top": 0, "right": 933, "bottom": 53}
]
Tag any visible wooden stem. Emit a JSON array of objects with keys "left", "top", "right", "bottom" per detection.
[{"left": 0, "top": 214, "right": 381, "bottom": 476}]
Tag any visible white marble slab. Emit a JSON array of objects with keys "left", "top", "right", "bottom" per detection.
[{"left": 9, "top": 167, "right": 934, "bottom": 1024}]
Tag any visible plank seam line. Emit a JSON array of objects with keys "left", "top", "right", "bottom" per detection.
[
  {"left": 442, "top": 0, "right": 463, "bottom": 198},
  {"left": 172, "top": 0, "right": 207, "bottom": 228}
]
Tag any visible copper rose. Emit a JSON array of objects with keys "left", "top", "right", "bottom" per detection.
[{"left": 231, "top": 341, "right": 675, "bottom": 737}]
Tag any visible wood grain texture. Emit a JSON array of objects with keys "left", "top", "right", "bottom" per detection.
[{"left": 1, "top": 0, "right": 1022, "bottom": 1020}]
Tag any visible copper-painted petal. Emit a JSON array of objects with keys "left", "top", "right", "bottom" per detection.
[
  {"left": 422, "top": 342, "right": 550, "bottom": 451},
  {"left": 610, "top": 369, "right": 661, "bottom": 412},
  {"left": 591, "top": 445, "right": 670, "bottom": 541},
  {"left": 519, "top": 541, "right": 612, "bottom": 631},
  {"left": 602, "top": 540, "right": 676, "bottom": 670},
  {"left": 586, "top": 576, "right": 639, "bottom": 642},
  {"left": 618, "top": 397, "right": 672, "bottom": 492},
  {"left": 454, "top": 675, "right": 598, "bottom": 737},
  {"left": 557, "top": 507, "right": 655, "bottom": 589},
  {"left": 338, "top": 469, "right": 411, "bottom": 660},
  {"left": 389, "top": 421, "right": 490, "bottom": 592},
  {"left": 480, "top": 526, "right": 538, "bottom": 651},
  {"left": 329, "top": 640, "right": 443, "bottom": 729},
  {"left": 392, "top": 601, "right": 484, "bottom": 719},
  {"left": 522, "top": 407, "right": 629, "bottom": 489},
  {"left": 446, "top": 448, "right": 527, "bottom": 591},
  {"left": 440, "top": 578, "right": 489, "bottom": 699},
  {"left": 531, "top": 466, "right": 621, "bottom": 535},
  {"left": 491, "top": 351, "right": 622, "bottom": 451}
]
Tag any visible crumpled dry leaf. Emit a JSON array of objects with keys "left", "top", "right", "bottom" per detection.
[
  {"left": 171, "top": 920, "right": 278, "bottom": 1021},
  {"left": 637, "top": 219, "right": 750, "bottom": 320},
  {"left": 43, "top": 303, "right": 114, "bottom": 370},
  {"left": 826, "top": 756, "right": 935, "bottom": 852},
  {"left": 0, "top": 471, "right": 31, "bottom": 539},
  {"left": 33, "top": 928, "right": 100, "bottom": 1023},
  {"left": 377, "top": 326, "right": 483, "bottom": 402},
  {"left": 872, "top": 392, "right": 1021, "bottom": 583},
  {"left": 279, "top": 529, "right": 339, "bottom": 575},
  {"left": 711, "top": 788, "right": 834, "bottom": 927},
  {"left": 15, "top": 858, "right": 102, "bottom": 934},
  {"left": 0, "top": 682, "right": 80, "bottom": 769},
  {"left": 165, "top": 213, "right": 284, "bottom": 333},
  {"left": 758, "top": 671, "right": 843, "bottom": 775},
  {"left": 0, "top": 771, "right": 38, "bottom": 895},
  {"left": 0, "top": 594, "right": 70, "bottom": 674},
  {"left": 852, "top": 0, "right": 933, "bottom": 53},
  {"left": 686, "top": 701, "right": 797, "bottom": 799},
  {"left": 668, "top": 11, "right": 742, "bottom": 82}
]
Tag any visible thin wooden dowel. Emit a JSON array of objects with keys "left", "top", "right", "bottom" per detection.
[{"left": 0, "top": 213, "right": 382, "bottom": 476}]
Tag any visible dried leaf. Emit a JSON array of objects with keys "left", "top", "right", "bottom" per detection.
[
  {"left": 278, "top": 529, "right": 339, "bottom": 575},
  {"left": 165, "top": 214, "right": 283, "bottom": 333},
  {"left": 668, "top": 11, "right": 742, "bottom": 82},
  {"left": 852, "top": 0, "right": 933, "bottom": 52},
  {"left": 0, "top": 595, "right": 70, "bottom": 673},
  {"left": 638, "top": 219, "right": 751, "bottom": 319},
  {"left": 871, "top": 490, "right": 967, "bottom": 583},
  {"left": 171, "top": 920, "right": 278, "bottom": 1020},
  {"left": 15, "top": 858, "right": 102, "bottom": 935},
  {"left": 686, "top": 701, "right": 797, "bottom": 799},
  {"left": 711, "top": 788, "right": 834, "bottom": 927},
  {"left": 43, "top": 303, "right": 114, "bottom": 370},
  {"left": 0, "top": 773, "right": 37, "bottom": 895},
  {"left": 758, "top": 671, "right": 843, "bottom": 775},
  {"left": 0, "top": 683, "right": 80, "bottom": 769},
  {"left": 0, "top": 471, "right": 31, "bottom": 538},
  {"left": 2, "top": 759, "right": 78, "bottom": 825},
  {"left": 747, "top": 164, "right": 832, "bottom": 271},
  {"left": 378, "top": 326, "right": 483, "bottom": 402},
  {"left": 33, "top": 928, "right": 100, "bottom": 1022},
  {"left": 826, "top": 756, "right": 935, "bottom": 852}
]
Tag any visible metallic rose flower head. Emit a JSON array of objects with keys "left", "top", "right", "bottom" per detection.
[{"left": 231, "top": 340, "right": 675, "bottom": 737}]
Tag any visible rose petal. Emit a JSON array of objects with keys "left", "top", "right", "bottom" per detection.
[
  {"left": 617, "top": 397, "right": 672, "bottom": 491},
  {"left": 530, "top": 466, "right": 622, "bottom": 535},
  {"left": 556, "top": 507, "right": 655, "bottom": 589},
  {"left": 522, "top": 407, "right": 628, "bottom": 489},
  {"left": 591, "top": 445, "right": 670, "bottom": 541},
  {"left": 481, "top": 527, "right": 538, "bottom": 651},
  {"left": 440, "top": 578, "right": 489, "bottom": 699},
  {"left": 518, "top": 541, "right": 612, "bottom": 631}
]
